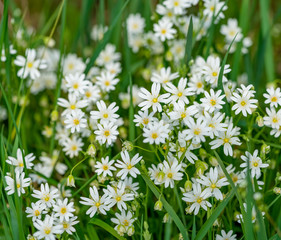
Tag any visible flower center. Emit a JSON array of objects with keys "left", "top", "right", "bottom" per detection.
[
  {"left": 104, "top": 130, "right": 110, "bottom": 136},
  {"left": 223, "top": 138, "right": 229, "bottom": 143},
  {"left": 123, "top": 220, "right": 129, "bottom": 226},
  {"left": 132, "top": 23, "right": 139, "bottom": 30},
  {"left": 116, "top": 196, "right": 121, "bottom": 202},
  {"left": 167, "top": 172, "right": 173, "bottom": 178},
  {"left": 143, "top": 118, "right": 149, "bottom": 124},
  {"left": 105, "top": 80, "right": 110, "bottom": 86},
  {"left": 16, "top": 183, "right": 21, "bottom": 188},
  {"left": 61, "top": 207, "right": 67, "bottom": 214},
  {"left": 161, "top": 29, "right": 167, "bottom": 35},
  {"left": 152, "top": 98, "right": 158, "bottom": 103},
  {"left": 210, "top": 99, "right": 216, "bottom": 106},
  {"left": 211, "top": 183, "right": 216, "bottom": 189},
  {"left": 73, "top": 83, "right": 79, "bottom": 89},
  {"left": 127, "top": 164, "right": 132, "bottom": 170},
  {"left": 44, "top": 228, "right": 51, "bottom": 235},
  {"left": 44, "top": 195, "right": 50, "bottom": 202},
  {"left": 174, "top": 1, "right": 179, "bottom": 6},
  {"left": 19, "top": 162, "right": 24, "bottom": 167},
  {"left": 273, "top": 117, "right": 278, "bottom": 123},
  {"left": 73, "top": 119, "right": 80, "bottom": 125},
  {"left": 34, "top": 210, "right": 40, "bottom": 216},
  {"left": 95, "top": 202, "right": 101, "bottom": 207},
  {"left": 178, "top": 92, "right": 183, "bottom": 97},
  {"left": 85, "top": 91, "right": 91, "bottom": 98},
  {"left": 63, "top": 223, "right": 68, "bottom": 229},
  {"left": 194, "top": 128, "right": 201, "bottom": 135},
  {"left": 103, "top": 165, "right": 109, "bottom": 170},
  {"left": 212, "top": 72, "right": 218, "bottom": 77},
  {"left": 253, "top": 162, "right": 258, "bottom": 167},
  {"left": 27, "top": 62, "right": 33, "bottom": 68},
  {"left": 71, "top": 145, "right": 78, "bottom": 151},
  {"left": 197, "top": 198, "right": 202, "bottom": 204},
  {"left": 68, "top": 63, "right": 74, "bottom": 70},
  {"left": 197, "top": 82, "right": 203, "bottom": 88},
  {"left": 70, "top": 104, "right": 76, "bottom": 110},
  {"left": 103, "top": 113, "right": 109, "bottom": 118},
  {"left": 181, "top": 113, "right": 186, "bottom": 119},
  {"left": 240, "top": 100, "right": 246, "bottom": 106},
  {"left": 179, "top": 147, "right": 185, "bottom": 152},
  {"left": 272, "top": 96, "right": 277, "bottom": 102},
  {"left": 151, "top": 133, "right": 158, "bottom": 139}
]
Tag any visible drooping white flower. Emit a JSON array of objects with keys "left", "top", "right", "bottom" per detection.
[
  {"left": 5, "top": 171, "right": 31, "bottom": 196},
  {"left": 6, "top": 148, "right": 35, "bottom": 172}
]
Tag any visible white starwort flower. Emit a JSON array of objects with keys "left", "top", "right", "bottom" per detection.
[
  {"left": 96, "top": 71, "right": 120, "bottom": 92},
  {"left": 163, "top": 0, "right": 191, "bottom": 15},
  {"left": 263, "top": 87, "right": 281, "bottom": 108},
  {"left": 263, "top": 107, "right": 281, "bottom": 129},
  {"left": 62, "top": 136, "right": 84, "bottom": 158},
  {"left": 53, "top": 198, "right": 75, "bottom": 222},
  {"left": 115, "top": 151, "right": 142, "bottom": 180},
  {"left": 32, "top": 183, "right": 60, "bottom": 207},
  {"left": 154, "top": 17, "right": 176, "bottom": 41},
  {"left": 26, "top": 202, "right": 47, "bottom": 222},
  {"left": 60, "top": 216, "right": 79, "bottom": 235},
  {"left": 95, "top": 156, "right": 117, "bottom": 177},
  {"left": 197, "top": 167, "right": 228, "bottom": 200},
  {"left": 162, "top": 160, "right": 183, "bottom": 188},
  {"left": 111, "top": 210, "right": 136, "bottom": 236},
  {"left": 210, "top": 123, "right": 241, "bottom": 156},
  {"left": 205, "top": 112, "right": 227, "bottom": 139},
  {"left": 184, "top": 117, "right": 210, "bottom": 143},
  {"left": 138, "top": 83, "right": 170, "bottom": 112},
  {"left": 216, "top": 230, "right": 237, "bottom": 240},
  {"left": 6, "top": 148, "right": 35, "bottom": 172},
  {"left": 14, "top": 48, "right": 47, "bottom": 79},
  {"left": 90, "top": 100, "right": 119, "bottom": 124},
  {"left": 168, "top": 101, "right": 197, "bottom": 125},
  {"left": 96, "top": 44, "right": 120, "bottom": 66},
  {"left": 182, "top": 183, "right": 212, "bottom": 215},
  {"left": 201, "top": 89, "right": 225, "bottom": 113},
  {"left": 33, "top": 215, "right": 63, "bottom": 240},
  {"left": 220, "top": 18, "right": 243, "bottom": 43},
  {"left": 127, "top": 13, "right": 145, "bottom": 34},
  {"left": 94, "top": 122, "right": 119, "bottom": 145},
  {"left": 151, "top": 67, "right": 179, "bottom": 85},
  {"left": 240, "top": 150, "right": 269, "bottom": 179},
  {"left": 58, "top": 94, "right": 88, "bottom": 116},
  {"left": 65, "top": 73, "right": 89, "bottom": 97},
  {"left": 64, "top": 109, "right": 87, "bottom": 133},
  {"left": 143, "top": 120, "right": 170, "bottom": 144},
  {"left": 134, "top": 110, "right": 157, "bottom": 127},
  {"left": 80, "top": 186, "right": 110, "bottom": 217},
  {"left": 5, "top": 171, "right": 31, "bottom": 196}
]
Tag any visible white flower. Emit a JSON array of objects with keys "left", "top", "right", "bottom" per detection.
[
  {"left": 65, "top": 73, "right": 89, "bottom": 97},
  {"left": 168, "top": 101, "right": 197, "bottom": 125},
  {"left": 64, "top": 109, "right": 87, "bottom": 133},
  {"left": 103, "top": 182, "right": 134, "bottom": 211},
  {"left": 205, "top": 112, "right": 227, "bottom": 139},
  {"left": 115, "top": 151, "right": 142, "bottom": 180},
  {"left": 231, "top": 87, "right": 258, "bottom": 117},
  {"left": 182, "top": 183, "right": 212, "bottom": 215},
  {"left": 91, "top": 100, "right": 119, "bottom": 124},
  {"left": 60, "top": 216, "right": 79, "bottom": 235},
  {"left": 201, "top": 89, "right": 225, "bottom": 113},
  {"left": 84, "top": 83, "right": 101, "bottom": 103},
  {"left": 203, "top": 0, "right": 227, "bottom": 22},
  {"left": 143, "top": 120, "right": 170, "bottom": 144},
  {"left": 162, "top": 160, "right": 183, "bottom": 188},
  {"left": 184, "top": 117, "right": 210, "bottom": 143},
  {"left": 80, "top": 186, "right": 110, "bottom": 217},
  {"left": 263, "top": 107, "right": 281, "bottom": 129},
  {"left": 58, "top": 94, "right": 88, "bottom": 116},
  {"left": 32, "top": 183, "right": 60, "bottom": 207},
  {"left": 63, "top": 53, "right": 85, "bottom": 75},
  {"left": 202, "top": 56, "right": 231, "bottom": 86},
  {"left": 111, "top": 210, "right": 136, "bottom": 235},
  {"left": 164, "top": 77, "right": 192, "bottom": 104},
  {"left": 216, "top": 230, "right": 237, "bottom": 240},
  {"left": 94, "top": 122, "right": 119, "bottom": 145},
  {"left": 26, "top": 202, "right": 47, "bottom": 222},
  {"left": 240, "top": 150, "right": 269, "bottom": 179},
  {"left": 134, "top": 110, "right": 157, "bottom": 127},
  {"left": 14, "top": 49, "right": 47, "bottom": 79},
  {"left": 154, "top": 18, "right": 176, "bottom": 41},
  {"left": 96, "top": 71, "right": 120, "bottom": 92},
  {"left": 5, "top": 171, "right": 31, "bottom": 196},
  {"left": 91, "top": 25, "right": 108, "bottom": 41},
  {"left": 53, "top": 198, "right": 75, "bottom": 221},
  {"left": 127, "top": 13, "right": 145, "bottom": 34},
  {"left": 210, "top": 123, "right": 241, "bottom": 156},
  {"left": 138, "top": 83, "right": 170, "bottom": 112},
  {"left": 263, "top": 87, "right": 281, "bottom": 108},
  {"left": 96, "top": 44, "right": 120, "bottom": 66},
  {"left": 33, "top": 215, "right": 63, "bottom": 240},
  {"left": 197, "top": 167, "right": 228, "bottom": 200},
  {"left": 163, "top": 0, "right": 191, "bottom": 15},
  {"left": 62, "top": 136, "right": 84, "bottom": 158},
  {"left": 151, "top": 67, "right": 179, "bottom": 85},
  {"left": 1, "top": 44, "right": 16, "bottom": 62},
  {"left": 95, "top": 156, "right": 116, "bottom": 177},
  {"left": 6, "top": 148, "right": 35, "bottom": 172},
  {"left": 220, "top": 18, "right": 243, "bottom": 43}
]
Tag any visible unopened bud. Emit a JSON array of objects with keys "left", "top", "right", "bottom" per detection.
[
  {"left": 253, "top": 192, "right": 262, "bottom": 201},
  {"left": 199, "top": 148, "right": 207, "bottom": 159},
  {"left": 117, "top": 224, "right": 126, "bottom": 236},
  {"left": 127, "top": 226, "right": 135, "bottom": 236},
  {"left": 163, "top": 213, "right": 170, "bottom": 223},
  {"left": 51, "top": 110, "right": 59, "bottom": 121},
  {"left": 196, "top": 166, "right": 204, "bottom": 176},
  {"left": 154, "top": 200, "right": 163, "bottom": 211},
  {"left": 87, "top": 144, "right": 96, "bottom": 157},
  {"left": 122, "top": 141, "right": 134, "bottom": 152},
  {"left": 209, "top": 156, "right": 218, "bottom": 166},
  {"left": 261, "top": 144, "right": 270, "bottom": 154},
  {"left": 256, "top": 116, "right": 264, "bottom": 127},
  {"left": 184, "top": 180, "right": 192, "bottom": 191},
  {"left": 67, "top": 175, "right": 75, "bottom": 187},
  {"left": 119, "top": 127, "right": 127, "bottom": 139},
  {"left": 157, "top": 171, "right": 165, "bottom": 183}
]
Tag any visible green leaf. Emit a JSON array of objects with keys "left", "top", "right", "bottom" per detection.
[
  {"left": 90, "top": 218, "right": 126, "bottom": 240},
  {"left": 184, "top": 17, "right": 193, "bottom": 65},
  {"left": 141, "top": 174, "right": 189, "bottom": 240},
  {"left": 194, "top": 189, "right": 235, "bottom": 240}
]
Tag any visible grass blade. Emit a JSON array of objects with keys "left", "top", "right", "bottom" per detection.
[{"left": 183, "top": 17, "right": 193, "bottom": 65}]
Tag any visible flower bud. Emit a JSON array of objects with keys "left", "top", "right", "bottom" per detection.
[
  {"left": 122, "top": 141, "right": 134, "bottom": 152},
  {"left": 253, "top": 192, "right": 262, "bottom": 201},
  {"left": 119, "top": 127, "right": 127, "bottom": 139},
  {"left": 50, "top": 110, "right": 59, "bottom": 122},
  {"left": 184, "top": 180, "right": 192, "bottom": 191},
  {"left": 261, "top": 144, "right": 270, "bottom": 154},
  {"left": 87, "top": 144, "right": 96, "bottom": 157},
  {"left": 209, "top": 156, "right": 218, "bottom": 167},
  {"left": 163, "top": 213, "right": 170, "bottom": 223},
  {"left": 127, "top": 226, "right": 135, "bottom": 236},
  {"left": 117, "top": 224, "right": 126, "bottom": 236},
  {"left": 196, "top": 166, "right": 204, "bottom": 176},
  {"left": 157, "top": 171, "right": 165, "bottom": 183},
  {"left": 67, "top": 175, "right": 75, "bottom": 187},
  {"left": 273, "top": 187, "right": 281, "bottom": 195},
  {"left": 199, "top": 148, "right": 207, "bottom": 159},
  {"left": 154, "top": 200, "right": 163, "bottom": 211},
  {"left": 256, "top": 116, "right": 264, "bottom": 127}
]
